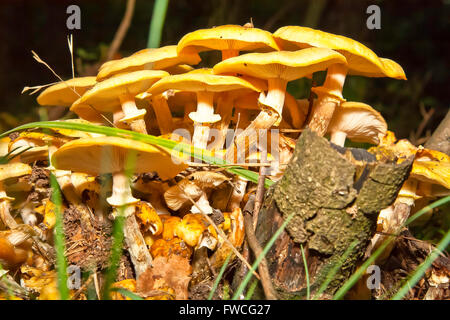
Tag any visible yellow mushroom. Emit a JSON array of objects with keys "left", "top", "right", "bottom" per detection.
[{"left": 273, "top": 26, "right": 406, "bottom": 136}]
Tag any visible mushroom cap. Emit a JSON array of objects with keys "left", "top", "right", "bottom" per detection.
[
  {"left": 212, "top": 48, "right": 347, "bottom": 81},
  {"left": 71, "top": 70, "right": 169, "bottom": 121},
  {"left": 0, "top": 163, "right": 32, "bottom": 181},
  {"left": 327, "top": 101, "right": 387, "bottom": 145},
  {"left": 410, "top": 149, "right": 450, "bottom": 189},
  {"left": 37, "top": 77, "right": 97, "bottom": 107},
  {"left": 177, "top": 24, "right": 280, "bottom": 55},
  {"left": 273, "top": 26, "right": 406, "bottom": 80},
  {"left": 97, "top": 45, "right": 201, "bottom": 81},
  {"left": 51, "top": 136, "right": 187, "bottom": 180},
  {"left": 147, "top": 68, "right": 266, "bottom": 96}
]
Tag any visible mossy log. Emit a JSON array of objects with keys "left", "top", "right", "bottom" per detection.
[{"left": 255, "top": 129, "right": 413, "bottom": 298}]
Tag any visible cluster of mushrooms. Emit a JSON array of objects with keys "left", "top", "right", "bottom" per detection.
[{"left": 0, "top": 24, "right": 449, "bottom": 300}]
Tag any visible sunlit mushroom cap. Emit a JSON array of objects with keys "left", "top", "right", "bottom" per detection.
[
  {"left": 97, "top": 45, "right": 201, "bottom": 81},
  {"left": 177, "top": 24, "right": 280, "bottom": 55},
  {"left": 0, "top": 163, "right": 32, "bottom": 182},
  {"left": 51, "top": 136, "right": 187, "bottom": 180},
  {"left": 213, "top": 48, "right": 347, "bottom": 81},
  {"left": 71, "top": 70, "right": 169, "bottom": 121},
  {"left": 147, "top": 68, "right": 266, "bottom": 96},
  {"left": 327, "top": 101, "right": 387, "bottom": 144},
  {"left": 273, "top": 26, "right": 406, "bottom": 80},
  {"left": 37, "top": 77, "right": 97, "bottom": 107},
  {"left": 410, "top": 149, "right": 450, "bottom": 189}
]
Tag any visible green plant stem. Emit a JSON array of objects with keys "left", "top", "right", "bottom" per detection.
[
  {"left": 300, "top": 244, "right": 310, "bottom": 300},
  {"left": 148, "top": 0, "right": 169, "bottom": 48},
  {"left": 49, "top": 173, "right": 70, "bottom": 300},
  {"left": 208, "top": 253, "right": 232, "bottom": 300}
]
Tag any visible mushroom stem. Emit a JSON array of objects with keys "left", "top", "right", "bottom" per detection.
[
  {"left": 108, "top": 171, "right": 152, "bottom": 278},
  {"left": 260, "top": 78, "right": 288, "bottom": 117},
  {"left": 151, "top": 95, "right": 174, "bottom": 135},
  {"left": 227, "top": 109, "right": 278, "bottom": 163},
  {"left": 330, "top": 131, "right": 347, "bottom": 147},
  {"left": 221, "top": 49, "right": 240, "bottom": 60},
  {"left": 107, "top": 171, "right": 139, "bottom": 207},
  {"left": 228, "top": 176, "right": 247, "bottom": 211},
  {"left": 308, "top": 63, "right": 347, "bottom": 136},
  {"left": 190, "top": 92, "right": 218, "bottom": 150},
  {"left": 113, "top": 110, "right": 129, "bottom": 130},
  {"left": 210, "top": 93, "right": 234, "bottom": 150},
  {"left": 119, "top": 94, "right": 148, "bottom": 134}
]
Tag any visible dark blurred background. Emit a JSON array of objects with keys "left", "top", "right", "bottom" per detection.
[{"left": 1, "top": 0, "right": 449, "bottom": 142}]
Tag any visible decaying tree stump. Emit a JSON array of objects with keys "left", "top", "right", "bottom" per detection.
[{"left": 255, "top": 129, "right": 413, "bottom": 298}]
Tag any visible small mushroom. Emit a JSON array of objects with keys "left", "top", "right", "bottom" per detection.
[
  {"left": 0, "top": 163, "right": 32, "bottom": 228},
  {"left": 177, "top": 24, "right": 280, "bottom": 61},
  {"left": 135, "top": 201, "right": 163, "bottom": 235},
  {"left": 175, "top": 213, "right": 218, "bottom": 250},
  {"left": 210, "top": 208, "right": 245, "bottom": 271},
  {"left": 164, "top": 171, "right": 229, "bottom": 214},
  {"left": 0, "top": 229, "right": 33, "bottom": 270},
  {"left": 327, "top": 101, "right": 387, "bottom": 147},
  {"left": 71, "top": 70, "right": 169, "bottom": 133}
]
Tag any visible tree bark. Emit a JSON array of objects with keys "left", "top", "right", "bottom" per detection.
[
  {"left": 424, "top": 109, "right": 450, "bottom": 155},
  {"left": 254, "top": 129, "right": 413, "bottom": 298}
]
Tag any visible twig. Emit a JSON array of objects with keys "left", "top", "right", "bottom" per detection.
[
  {"left": 243, "top": 211, "right": 277, "bottom": 300},
  {"left": 253, "top": 166, "right": 266, "bottom": 230},
  {"left": 424, "top": 109, "right": 450, "bottom": 156},
  {"left": 107, "top": 0, "right": 136, "bottom": 61},
  {"left": 71, "top": 273, "right": 94, "bottom": 300},
  {"left": 409, "top": 103, "right": 435, "bottom": 145}
]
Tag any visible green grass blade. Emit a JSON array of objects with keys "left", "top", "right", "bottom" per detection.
[
  {"left": 0, "top": 121, "right": 274, "bottom": 187},
  {"left": 244, "top": 279, "right": 259, "bottom": 300},
  {"left": 300, "top": 244, "right": 310, "bottom": 300},
  {"left": 208, "top": 253, "right": 232, "bottom": 300},
  {"left": 49, "top": 173, "right": 70, "bottom": 300},
  {"left": 391, "top": 228, "right": 450, "bottom": 300},
  {"left": 232, "top": 213, "right": 294, "bottom": 300},
  {"left": 102, "top": 151, "right": 138, "bottom": 300},
  {"left": 102, "top": 213, "right": 125, "bottom": 300},
  {"left": 147, "top": 0, "right": 169, "bottom": 48}
]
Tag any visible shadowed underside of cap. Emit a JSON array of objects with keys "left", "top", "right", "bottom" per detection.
[{"left": 212, "top": 47, "right": 347, "bottom": 81}]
